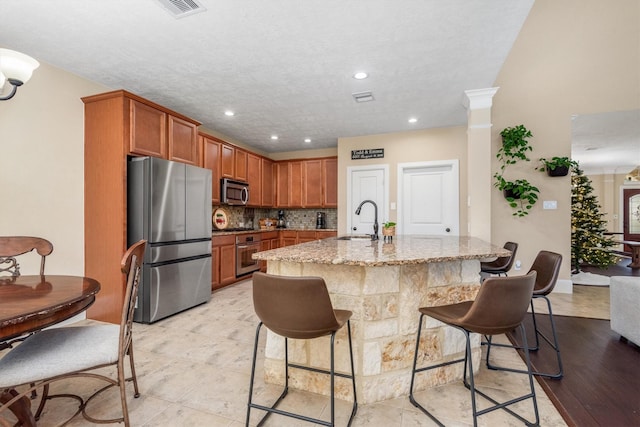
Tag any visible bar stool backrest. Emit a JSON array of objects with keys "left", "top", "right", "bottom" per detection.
[
  {"left": 459, "top": 271, "right": 537, "bottom": 335},
  {"left": 527, "top": 250, "right": 562, "bottom": 295},
  {"left": 252, "top": 272, "right": 341, "bottom": 339}
]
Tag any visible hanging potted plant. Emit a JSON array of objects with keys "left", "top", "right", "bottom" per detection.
[
  {"left": 495, "top": 177, "right": 540, "bottom": 217},
  {"left": 493, "top": 125, "right": 540, "bottom": 216},
  {"left": 536, "top": 156, "right": 578, "bottom": 177}
]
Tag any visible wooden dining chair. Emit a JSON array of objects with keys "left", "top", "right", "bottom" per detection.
[
  {"left": 0, "top": 236, "right": 53, "bottom": 276},
  {"left": 0, "top": 240, "right": 146, "bottom": 427}
]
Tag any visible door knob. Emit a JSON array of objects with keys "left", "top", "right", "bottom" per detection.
[
  {"left": 445, "top": 228, "right": 451, "bottom": 233},
  {"left": 352, "top": 227, "right": 357, "bottom": 231}
]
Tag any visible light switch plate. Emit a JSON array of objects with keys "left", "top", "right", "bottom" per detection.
[{"left": 543, "top": 200, "right": 558, "bottom": 210}]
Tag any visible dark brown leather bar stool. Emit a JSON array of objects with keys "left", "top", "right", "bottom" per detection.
[
  {"left": 480, "top": 241, "right": 518, "bottom": 277},
  {"left": 409, "top": 272, "right": 539, "bottom": 427},
  {"left": 246, "top": 272, "right": 357, "bottom": 427},
  {"left": 486, "top": 250, "right": 564, "bottom": 379}
]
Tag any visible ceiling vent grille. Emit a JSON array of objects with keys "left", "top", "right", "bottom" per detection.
[
  {"left": 154, "top": 0, "right": 206, "bottom": 18},
  {"left": 352, "top": 91, "right": 375, "bottom": 103}
]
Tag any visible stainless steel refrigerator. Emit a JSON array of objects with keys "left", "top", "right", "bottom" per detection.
[{"left": 128, "top": 156, "right": 212, "bottom": 323}]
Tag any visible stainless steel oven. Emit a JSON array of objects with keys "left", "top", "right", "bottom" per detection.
[{"left": 236, "top": 233, "right": 261, "bottom": 277}]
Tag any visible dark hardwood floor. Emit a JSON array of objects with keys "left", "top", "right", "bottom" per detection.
[
  {"left": 581, "top": 259, "right": 640, "bottom": 277},
  {"left": 506, "top": 314, "right": 640, "bottom": 427}
]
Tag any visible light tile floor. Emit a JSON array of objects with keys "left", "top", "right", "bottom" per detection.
[{"left": 1, "top": 282, "right": 609, "bottom": 426}]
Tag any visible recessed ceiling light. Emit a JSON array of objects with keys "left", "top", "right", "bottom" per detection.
[
  {"left": 304, "top": 138, "right": 311, "bottom": 143},
  {"left": 271, "top": 135, "right": 278, "bottom": 140},
  {"left": 353, "top": 72, "right": 368, "bottom": 80},
  {"left": 408, "top": 117, "right": 418, "bottom": 123},
  {"left": 224, "top": 110, "right": 234, "bottom": 116}
]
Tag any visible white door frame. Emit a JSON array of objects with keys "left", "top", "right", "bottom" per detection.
[
  {"left": 397, "top": 159, "right": 459, "bottom": 236},
  {"left": 346, "top": 164, "right": 390, "bottom": 233}
]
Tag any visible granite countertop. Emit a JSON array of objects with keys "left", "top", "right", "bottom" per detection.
[
  {"left": 211, "top": 228, "right": 338, "bottom": 237},
  {"left": 252, "top": 235, "right": 510, "bottom": 266}
]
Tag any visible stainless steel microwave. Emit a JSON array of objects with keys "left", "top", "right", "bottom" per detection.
[{"left": 221, "top": 178, "right": 249, "bottom": 205}]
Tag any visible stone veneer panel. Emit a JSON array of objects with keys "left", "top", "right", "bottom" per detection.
[{"left": 257, "top": 236, "right": 505, "bottom": 404}]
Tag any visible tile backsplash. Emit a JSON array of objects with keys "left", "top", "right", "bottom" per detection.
[{"left": 212, "top": 206, "right": 337, "bottom": 230}]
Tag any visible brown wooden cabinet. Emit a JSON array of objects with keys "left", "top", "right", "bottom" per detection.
[
  {"left": 168, "top": 115, "right": 199, "bottom": 165},
  {"left": 201, "top": 134, "right": 222, "bottom": 204},
  {"left": 276, "top": 162, "right": 290, "bottom": 207},
  {"left": 129, "top": 99, "right": 167, "bottom": 158},
  {"left": 247, "top": 152, "right": 262, "bottom": 206},
  {"left": 303, "top": 159, "right": 323, "bottom": 207},
  {"left": 289, "top": 161, "right": 304, "bottom": 207},
  {"left": 212, "top": 234, "right": 236, "bottom": 290},
  {"left": 221, "top": 144, "right": 235, "bottom": 178},
  {"left": 273, "top": 157, "right": 337, "bottom": 208},
  {"left": 235, "top": 148, "right": 248, "bottom": 182},
  {"left": 261, "top": 158, "right": 275, "bottom": 207},
  {"left": 323, "top": 157, "right": 338, "bottom": 207},
  {"left": 259, "top": 231, "right": 279, "bottom": 272},
  {"left": 315, "top": 230, "right": 338, "bottom": 240},
  {"left": 280, "top": 230, "right": 298, "bottom": 247},
  {"left": 82, "top": 90, "right": 200, "bottom": 323},
  {"left": 297, "top": 230, "right": 318, "bottom": 244},
  {"left": 128, "top": 97, "right": 199, "bottom": 165}
]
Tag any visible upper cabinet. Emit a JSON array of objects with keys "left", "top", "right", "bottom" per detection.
[
  {"left": 201, "top": 133, "right": 222, "bottom": 204},
  {"left": 261, "top": 158, "right": 275, "bottom": 207},
  {"left": 246, "top": 152, "right": 261, "bottom": 206},
  {"left": 303, "top": 159, "right": 323, "bottom": 207},
  {"left": 168, "top": 115, "right": 199, "bottom": 165},
  {"left": 221, "top": 144, "right": 234, "bottom": 178},
  {"left": 323, "top": 157, "right": 338, "bottom": 207},
  {"left": 235, "top": 148, "right": 248, "bottom": 182},
  {"left": 129, "top": 100, "right": 167, "bottom": 158},
  {"left": 220, "top": 143, "right": 249, "bottom": 182},
  {"left": 274, "top": 157, "right": 338, "bottom": 208},
  {"left": 126, "top": 94, "right": 200, "bottom": 165}
]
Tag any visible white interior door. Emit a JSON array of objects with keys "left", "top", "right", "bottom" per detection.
[
  {"left": 347, "top": 166, "right": 388, "bottom": 235},
  {"left": 398, "top": 160, "right": 459, "bottom": 235}
]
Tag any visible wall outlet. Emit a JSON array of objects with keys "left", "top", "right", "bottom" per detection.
[
  {"left": 514, "top": 260, "right": 522, "bottom": 271},
  {"left": 543, "top": 200, "right": 558, "bottom": 210}
]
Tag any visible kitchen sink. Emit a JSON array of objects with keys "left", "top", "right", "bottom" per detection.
[{"left": 337, "top": 235, "right": 373, "bottom": 241}]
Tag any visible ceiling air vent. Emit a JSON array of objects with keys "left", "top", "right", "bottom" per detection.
[
  {"left": 154, "top": 0, "right": 206, "bottom": 19},
  {"left": 352, "top": 91, "right": 375, "bottom": 103}
]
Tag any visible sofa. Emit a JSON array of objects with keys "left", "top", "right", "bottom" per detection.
[{"left": 609, "top": 276, "right": 640, "bottom": 346}]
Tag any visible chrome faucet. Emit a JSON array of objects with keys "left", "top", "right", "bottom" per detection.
[{"left": 355, "top": 199, "right": 379, "bottom": 240}]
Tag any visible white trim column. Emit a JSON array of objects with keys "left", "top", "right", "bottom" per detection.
[{"left": 463, "top": 87, "right": 499, "bottom": 241}]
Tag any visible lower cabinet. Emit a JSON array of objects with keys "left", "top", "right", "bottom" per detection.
[
  {"left": 212, "top": 235, "right": 236, "bottom": 290},
  {"left": 259, "top": 231, "right": 279, "bottom": 272},
  {"left": 214, "top": 230, "right": 336, "bottom": 286}
]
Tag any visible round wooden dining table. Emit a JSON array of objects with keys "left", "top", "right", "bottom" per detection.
[{"left": 0, "top": 275, "right": 100, "bottom": 426}]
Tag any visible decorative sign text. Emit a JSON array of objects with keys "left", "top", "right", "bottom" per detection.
[{"left": 351, "top": 148, "right": 384, "bottom": 160}]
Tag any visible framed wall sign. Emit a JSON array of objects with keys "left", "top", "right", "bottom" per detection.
[{"left": 351, "top": 148, "right": 384, "bottom": 160}]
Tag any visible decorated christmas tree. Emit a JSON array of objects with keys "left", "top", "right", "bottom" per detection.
[{"left": 571, "top": 165, "right": 618, "bottom": 272}]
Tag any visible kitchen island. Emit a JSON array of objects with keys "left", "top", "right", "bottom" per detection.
[{"left": 253, "top": 235, "right": 510, "bottom": 404}]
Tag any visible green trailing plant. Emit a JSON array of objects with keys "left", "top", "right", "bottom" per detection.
[
  {"left": 493, "top": 124, "right": 540, "bottom": 216},
  {"left": 536, "top": 156, "right": 578, "bottom": 175},
  {"left": 383, "top": 221, "right": 396, "bottom": 228}
]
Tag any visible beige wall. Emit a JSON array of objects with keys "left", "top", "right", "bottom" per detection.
[
  {"left": 337, "top": 126, "right": 468, "bottom": 233},
  {"left": 0, "top": 61, "right": 108, "bottom": 275},
  {"left": 490, "top": 0, "right": 639, "bottom": 280},
  {"left": 1, "top": 0, "right": 637, "bottom": 282}
]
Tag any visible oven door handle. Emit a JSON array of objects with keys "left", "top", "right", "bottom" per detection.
[{"left": 237, "top": 244, "right": 260, "bottom": 250}]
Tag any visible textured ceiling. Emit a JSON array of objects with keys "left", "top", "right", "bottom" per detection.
[
  {"left": 0, "top": 0, "right": 534, "bottom": 153},
  {"left": 572, "top": 110, "right": 640, "bottom": 175},
  {"left": 3, "top": 1, "right": 636, "bottom": 173}
]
